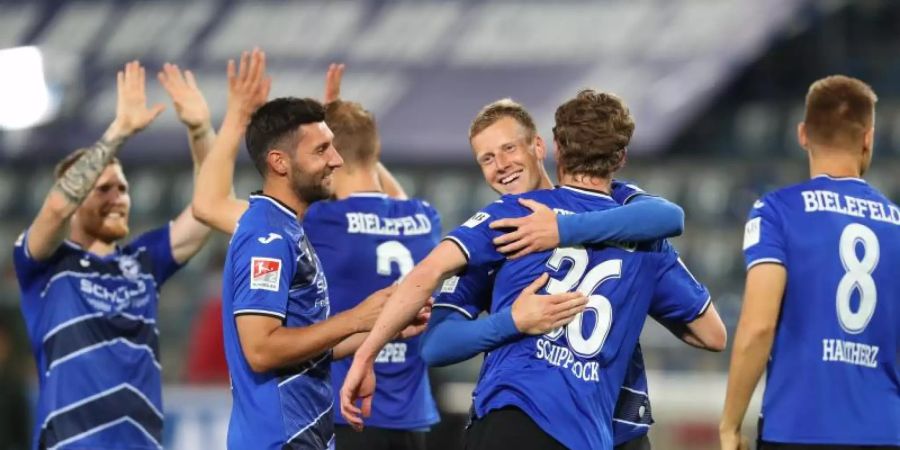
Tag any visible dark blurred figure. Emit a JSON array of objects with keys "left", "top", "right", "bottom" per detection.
[{"left": 0, "top": 304, "right": 31, "bottom": 450}]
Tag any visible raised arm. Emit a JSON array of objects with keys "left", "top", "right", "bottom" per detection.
[
  {"left": 158, "top": 63, "right": 214, "bottom": 264},
  {"left": 720, "top": 263, "right": 785, "bottom": 449},
  {"left": 27, "top": 61, "right": 163, "bottom": 260},
  {"left": 491, "top": 195, "right": 684, "bottom": 259},
  {"left": 321, "top": 63, "right": 408, "bottom": 200},
  {"left": 192, "top": 49, "right": 270, "bottom": 234}
]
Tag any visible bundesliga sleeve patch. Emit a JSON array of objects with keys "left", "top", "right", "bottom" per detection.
[
  {"left": 250, "top": 257, "right": 282, "bottom": 291},
  {"left": 440, "top": 276, "right": 460, "bottom": 294},
  {"left": 463, "top": 212, "right": 490, "bottom": 228},
  {"left": 743, "top": 217, "right": 761, "bottom": 250}
]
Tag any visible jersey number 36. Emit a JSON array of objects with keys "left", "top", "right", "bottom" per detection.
[{"left": 543, "top": 246, "right": 621, "bottom": 358}]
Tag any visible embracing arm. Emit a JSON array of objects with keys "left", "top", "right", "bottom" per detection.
[
  {"left": 720, "top": 263, "right": 785, "bottom": 447},
  {"left": 491, "top": 195, "right": 684, "bottom": 258},
  {"left": 422, "top": 272, "right": 587, "bottom": 366},
  {"left": 192, "top": 49, "right": 270, "bottom": 234},
  {"left": 376, "top": 163, "right": 408, "bottom": 200},
  {"left": 657, "top": 303, "right": 727, "bottom": 352},
  {"left": 558, "top": 194, "right": 684, "bottom": 245},
  {"left": 28, "top": 61, "right": 163, "bottom": 261}
]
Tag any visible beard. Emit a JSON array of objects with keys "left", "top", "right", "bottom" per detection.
[
  {"left": 290, "top": 164, "right": 333, "bottom": 205},
  {"left": 78, "top": 213, "right": 130, "bottom": 243}
]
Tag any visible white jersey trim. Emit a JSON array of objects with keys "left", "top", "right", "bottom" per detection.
[
  {"left": 560, "top": 185, "right": 613, "bottom": 199},
  {"left": 746, "top": 258, "right": 784, "bottom": 270},
  {"left": 442, "top": 236, "right": 471, "bottom": 261}
]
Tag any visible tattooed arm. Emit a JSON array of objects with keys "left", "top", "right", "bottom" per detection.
[
  {"left": 26, "top": 61, "right": 164, "bottom": 261},
  {"left": 158, "top": 63, "right": 215, "bottom": 264}
]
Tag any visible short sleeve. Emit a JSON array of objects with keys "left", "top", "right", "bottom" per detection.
[
  {"left": 230, "top": 229, "right": 297, "bottom": 320},
  {"left": 433, "top": 266, "right": 494, "bottom": 320},
  {"left": 649, "top": 249, "right": 711, "bottom": 323},
  {"left": 611, "top": 180, "right": 650, "bottom": 205},
  {"left": 11, "top": 229, "right": 54, "bottom": 290},
  {"left": 444, "top": 200, "right": 515, "bottom": 269},
  {"left": 742, "top": 195, "right": 787, "bottom": 270},
  {"left": 128, "top": 224, "right": 182, "bottom": 285}
]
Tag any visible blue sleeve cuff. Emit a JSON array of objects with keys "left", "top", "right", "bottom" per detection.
[{"left": 421, "top": 307, "right": 521, "bottom": 367}]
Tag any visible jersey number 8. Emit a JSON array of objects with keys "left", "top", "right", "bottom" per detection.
[
  {"left": 543, "top": 246, "right": 621, "bottom": 358},
  {"left": 836, "top": 223, "right": 879, "bottom": 334}
]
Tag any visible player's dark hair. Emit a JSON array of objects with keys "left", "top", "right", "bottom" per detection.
[
  {"left": 804, "top": 75, "right": 877, "bottom": 148},
  {"left": 54, "top": 149, "right": 121, "bottom": 179},
  {"left": 469, "top": 98, "right": 537, "bottom": 142},
  {"left": 553, "top": 89, "right": 634, "bottom": 180},
  {"left": 324, "top": 100, "right": 379, "bottom": 168},
  {"left": 245, "top": 97, "right": 326, "bottom": 176}
]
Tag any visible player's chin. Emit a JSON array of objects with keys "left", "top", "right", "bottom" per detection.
[{"left": 98, "top": 222, "right": 129, "bottom": 241}]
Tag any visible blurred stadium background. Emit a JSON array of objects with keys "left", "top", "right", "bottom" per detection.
[{"left": 1, "top": 0, "right": 899, "bottom": 449}]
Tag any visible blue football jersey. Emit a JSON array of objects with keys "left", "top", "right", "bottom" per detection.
[
  {"left": 12, "top": 224, "right": 181, "bottom": 450},
  {"left": 434, "top": 181, "right": 709, "bottom": 446},
  {"left": 743, "top": 175, "right": 900, "bottom": 445},
  {"left": 222, "top": 194, "right": 334, "bottom": 450},
  {"left": 445, "top": 185, "right": 706, "bottom": 450},
  {"left": 304, "top": 192, "right": 441, "bottom": 430}
]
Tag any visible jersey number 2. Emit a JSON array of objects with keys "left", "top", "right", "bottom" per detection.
[
  {"left": 544, "top": 246, "right": 621, "bottom": 358},
  {"left": 836, "top": 223, "right": 879, "bottom": 334},
  {"left": 376, "top": 240, "right": 414, "bottom": 280}
]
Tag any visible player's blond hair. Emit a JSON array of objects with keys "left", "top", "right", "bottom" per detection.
[
  {"left": 325, "top": 100, "right": 379, "bottom": 167},
  {"left": 553, "top": 89, "right": 634, "bottom": 180},
  {"left": 469, "top": 99, "right": 537, "bottom": 142},
  {"left": 804, "top": 75, "right": 877, "bottom": 147}
]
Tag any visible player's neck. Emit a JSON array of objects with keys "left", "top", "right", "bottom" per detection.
[
  {"left": 538, "top": 171, "right": 554, "bottom": 190},
  {"left": 261, "top": 180, "right": 306, "bottom": 219},
  {"left": 68, "top": 229, "right": 117, "bottom": 257},
  {"left": 808, "top": 149, "right": 863, "bottom": 180},
  {"left": 332, "top": 165, "right": 382, "bottom": 200},
  {"left": 558, "top": 172, "right": 612, "bottom": 193}
]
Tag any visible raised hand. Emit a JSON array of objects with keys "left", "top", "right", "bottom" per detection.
[
  {"left": 110, "top": 60, "right": 165, "bottom": 138},
  {"left": 490, "top": 198, "right": 560, "bottom": 259},
  {"left": 227, "top": 48, "right": 271, "bottom": 122},
  {"left": 158, "top": 63, "right": 211, "bottom": 131},
  {"left": 323, "top": 63, "right": 345, "bottom": 104},
  {"left": 511, "top": 273, "right": 588, "bottom": 335}
]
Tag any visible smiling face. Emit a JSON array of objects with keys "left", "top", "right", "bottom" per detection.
[
  {"left": 71, "top": 163, "right": 131, "bottom": 243},
  {"left": 470, "top": 116, "right": 546, "bottom": 195},
  {"left": 285, "top": 121, "right": 344, "bottom": 204}
]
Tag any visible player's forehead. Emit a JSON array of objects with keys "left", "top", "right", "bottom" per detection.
[
  {"left": 472, "top": 117, "right": 529, "bottom": 152},
  {"left": 97, "top": 163, "right": 128, "bottom": 184},
  {"left": 298, "top": 122, "right": 333, "bottom": 150}
]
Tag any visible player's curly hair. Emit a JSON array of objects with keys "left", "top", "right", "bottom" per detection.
[
  {"left": 325, "top": 100, "right": 379, "bottom": 167},
  {"left": 245, "top": 97, "right": 325, "bottom": 176},
  {"left": 553, "top": 89, "right": 634, "bottom": 180}
]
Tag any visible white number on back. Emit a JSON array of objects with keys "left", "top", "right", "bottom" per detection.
[
  {"left": 836, "top": 223, "right": 879, "bottom": 334},
  {"left": 544, "top": 246, "right": 621, "bottom": 358},
  {"left": 376, "top": 240, "right": 414, "bottom": 281}
]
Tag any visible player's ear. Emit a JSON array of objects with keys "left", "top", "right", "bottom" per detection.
[
  {"left": 797, "top": 122, "right": 809, "bottom": 151},
  {"left": 267, "top": 150, "right": 290, "bottom": 176},
  {"left": 533, "top": 134, "right": 546, "bottom": 160},
  {"left": 863, "top": 126, "right": 874, "bottom": 153}
]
